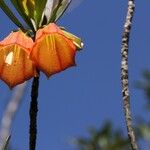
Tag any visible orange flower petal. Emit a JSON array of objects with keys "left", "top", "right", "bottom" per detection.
[
  {"left": 35, "top": 23, "right": 62, "bottom": 40},
  {"left": 31, "top": 24, "right": 76, "bottom": 77},
  {"left": 0, "top": 31, "right": 36, "bottom": 88},
  {"left": 0, "top": 31, "right": 34, "bottom": 53}
]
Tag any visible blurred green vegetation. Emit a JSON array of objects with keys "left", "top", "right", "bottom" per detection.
[
  {"left": 75, "top": 70, "right": 150, "bottom": 150},
  {"left": 75, "top": 122, "right": 130, "bottom": 150}
]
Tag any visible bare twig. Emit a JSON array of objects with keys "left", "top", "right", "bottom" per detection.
[
  {"left": 29, "top": 76, "right": 39, "bottom": 150},
  {"left": 121, "top": 0, "right": 138, "bottom": 150},
  {"left": 0, "top": 82, "right": 26, "bottom": 149}
]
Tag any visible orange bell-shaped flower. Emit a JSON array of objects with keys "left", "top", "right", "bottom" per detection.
[
  {"left": 0, "top": 31, "right": 36, "bottom": 88},
  {"left": 30, "top": 23, "right": 76, "bottom": 77}
]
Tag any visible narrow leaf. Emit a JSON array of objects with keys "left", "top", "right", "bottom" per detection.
[
  {"left": 10, "top": 0, "right": 35, "bottom": 31},
  {"left": 55, "top": 0, "right": 72, "bottom": 21},
  {"left": 50, "top": 0, "right": 72, "bottom": 22},
  {"left": 34, "top": 0, "right": 47, "bottom": 28},
  {"left": 0, "top": 0, "right": 25, "bottom": 30},
  {"left": 2, "top": 135, "right": 11, "bottom": 150},
  {"left": 44, "top": 0, "right": 59, "bottom": 23}
]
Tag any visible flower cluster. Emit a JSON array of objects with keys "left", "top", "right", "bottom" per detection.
[{"left": 0, "top": 23, "right": 83, "bottom": 88}]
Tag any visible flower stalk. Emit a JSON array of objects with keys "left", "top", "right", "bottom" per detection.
[{"left": 29, "top": 74, "right": 39, "bottom": 150}]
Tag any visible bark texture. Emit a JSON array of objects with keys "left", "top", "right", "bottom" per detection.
[{"left": 121, "top": 0, "right": 138, "bottom": 150}]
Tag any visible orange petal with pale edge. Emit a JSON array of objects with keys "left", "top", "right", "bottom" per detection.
[
  {"left": 0, "top": 31, "right": 35, "bottom": 88},
  {"left": 31, "top": 32, "right": 76, "bottom": 77},
  {"left": 35, "top": 23, "right": 63, "bottom": 40},
  {"left": 0, "top": 31, "right": 34, "bottom": 53}
]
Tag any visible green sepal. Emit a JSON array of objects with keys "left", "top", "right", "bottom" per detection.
[
  {"left": 61, "top": 28, "right": 83, "bottom": 50},
  {"left": 0, "top": 0, "right": 25, "bottom": 31}
]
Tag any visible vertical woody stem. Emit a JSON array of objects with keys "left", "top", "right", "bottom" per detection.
[
  {"left": 121, "top": 0, "right": 138, "bottom": 150},
  {"left": 29, "top": 76, "right": 39, "bottom": 150}
]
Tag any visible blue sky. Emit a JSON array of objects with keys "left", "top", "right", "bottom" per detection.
[{"left": 0, "top": 0, "right": 150, "bottom": 150}]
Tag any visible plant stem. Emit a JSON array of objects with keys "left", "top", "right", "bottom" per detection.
[
  {"left": 29, "top": 76, "right": 39, "bottom": 150},
  {"left": 121, "top": 0, "right": 138, "bottom": 150}
]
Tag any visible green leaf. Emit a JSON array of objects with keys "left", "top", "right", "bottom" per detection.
[
  {"left": 10, "top": 0, "right": 35, "bottom": 31},
  {"left": 44, "top": 0, "right": 59, "bottom": 23},
  {"left": 50, "top": 0, "right": 72, "bottom": 22},
  {"left": 2, "top": 135, "right": 11, "bottom": 150},
  {"left": 34, "top": 0, "right": 47, "bottom": 28},
  {"left": 55, "top": 0, "right": 72, "bottom": 21},
  {"left": 138, "top": 124, "right": 150, "bottom": 139},
  {"left": 0, "top": 0, "right": 25, "bottom": 30}
]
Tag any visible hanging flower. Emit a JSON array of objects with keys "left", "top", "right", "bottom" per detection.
[
  {"left": 30, "top": 23, "right": 82, "bottom": 77},
  {"left": 0, "top": 31, "right": 36, "bottom": 88},
  {"left": 0, "top": 1, "right": 83, "bottom": 88}
]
